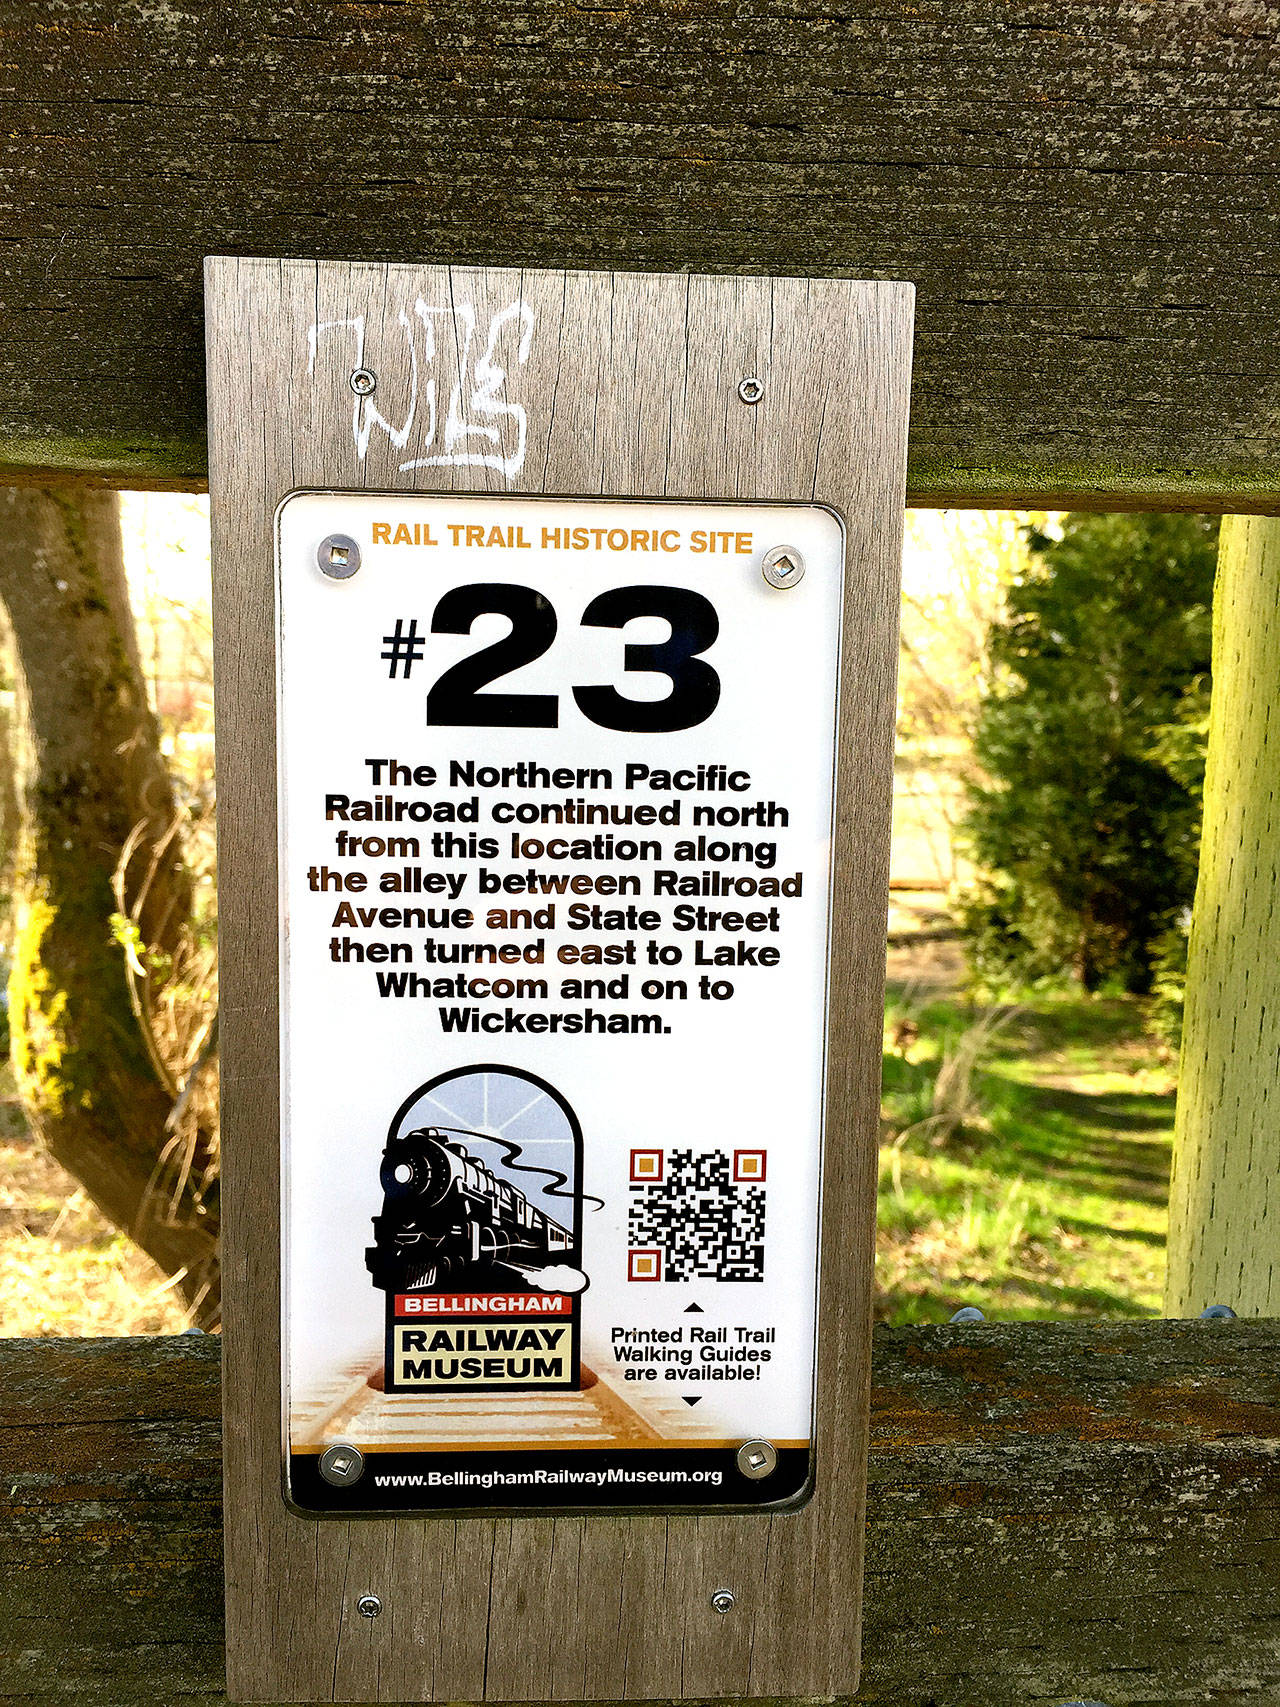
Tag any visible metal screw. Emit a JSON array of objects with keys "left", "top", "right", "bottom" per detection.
[
  {"left": 317, "top": 534, "right": 361, "bottom": 580},
  {"left": 949, "top": 1305, "right": 986, "bottom": 1324},
  {"left": 350, "top": 367, "right": 377, "bottom": 397},
  {"left": 318, "top": 1441, "right": 365, "bottom": 1486},
  {"left": 737, "top": 375, "right": 765, "bottom": 405},
  {"left": 1201, "top": 1303, "right": 1237, "bottom": 1320},
  {"left": 357, "top": 1593, "right": 382, "bottom": 1619},
  {"left": 736, "top": 1438, "right": 778, "bottom": 1480},
  {"left": 761, "top": 544, "right": 805, "bottom": 589},
  {"left": 710, "top": 1588, "right": 736, "bottom": 1614}
]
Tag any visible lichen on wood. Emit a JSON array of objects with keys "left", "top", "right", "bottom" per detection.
[
  {"left": 3, "top": 1322, "right": 1278, "bottom": 1706},
  {"left": 0, "top": 488, "right": 217, "bottom": 1321}
]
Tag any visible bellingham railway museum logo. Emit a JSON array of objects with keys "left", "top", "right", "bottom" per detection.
[{"left": 365, "top": 1065, "right": 588, "bottom": 1394}]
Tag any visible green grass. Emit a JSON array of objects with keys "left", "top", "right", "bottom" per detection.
[
  {"left": 0, "top": 968, "right": 1174, "bottom": 1335},
  {"left": 878, "top": 985, "right": 1176, "bottom": 1324}
]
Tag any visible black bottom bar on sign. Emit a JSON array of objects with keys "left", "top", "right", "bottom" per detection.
[{"left": 288, "top": 1445, "right": 811, "bottom": 1515}]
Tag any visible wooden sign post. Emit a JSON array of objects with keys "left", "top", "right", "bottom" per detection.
[{"left": 206, "top": 258, "right": 912, "bottom": 1704}]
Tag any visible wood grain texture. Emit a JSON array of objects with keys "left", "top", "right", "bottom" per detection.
[
  {"left": 4, "top": 1, "right": 1280, "bottom": 508},
  {"left": 4, "top": 1323, "right": 1280, "bottom": 1707},
  {"left": 205, "top": 258, "right": 912, "bottom": 1702},
  {"left": 1167, "top": 515, "right": 1280, "bottom": 1317}
]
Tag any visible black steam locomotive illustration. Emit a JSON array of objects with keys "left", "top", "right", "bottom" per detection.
[{"left": 366, "top": 1126, "right": 574, "bottom": 1294}]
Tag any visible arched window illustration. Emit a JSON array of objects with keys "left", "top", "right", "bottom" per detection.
[{"left": 367, "top": 1065, "right": 588, "bottom": 1295}]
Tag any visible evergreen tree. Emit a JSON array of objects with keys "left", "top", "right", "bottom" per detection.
[{"left": 961, "top": 512, "right": 1218, "bottom": 993}]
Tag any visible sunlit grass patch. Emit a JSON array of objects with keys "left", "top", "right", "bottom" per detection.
[{"left": 878, "top": 989, "right": 1173, "bottom": 1324}]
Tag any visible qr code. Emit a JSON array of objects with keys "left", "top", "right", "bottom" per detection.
[{"left": 627, "top": 1149, "right": 766, "bottom": 1282}]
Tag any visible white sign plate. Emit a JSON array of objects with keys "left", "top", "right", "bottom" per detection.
[{"left": 277, "top": 491, "right": 844, "bottom": 1513}]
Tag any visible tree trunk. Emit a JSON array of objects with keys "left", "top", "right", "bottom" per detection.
[
  {"left": 0, "top": 487, "right": 218, "bottom": 1321},
  {"left": 0, "top": 602, "right": 25, "bottom": 935},
  {"left": 1166, "top": 514, "right": 1280, "bottom": 1317}
]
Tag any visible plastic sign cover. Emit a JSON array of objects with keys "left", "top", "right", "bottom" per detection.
[{"left": 277, "top": 493, "right": 843, "bottom": 1514}]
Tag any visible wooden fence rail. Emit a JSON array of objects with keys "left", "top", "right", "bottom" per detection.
[
  {"left": 3, "top": 1, "right": 1280, "bottom": 509},
  {"left": 3, "top": 1320, "right": 1278, "bottom": 1706}
]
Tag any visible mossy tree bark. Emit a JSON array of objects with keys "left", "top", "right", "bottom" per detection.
[
  {"left": 0, "top": 487, "right": 218, "bottom": 1320},
  {"left": 1167, "top": 514, "right": 1280, "bottom": 1317}
]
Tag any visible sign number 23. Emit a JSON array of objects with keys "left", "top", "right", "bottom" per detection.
[{"left": 424, "top": 583, "right": 721, "bottom": 733}]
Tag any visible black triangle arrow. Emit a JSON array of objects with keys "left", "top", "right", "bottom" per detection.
[
  {"left": 683, "top": 1302, "right": 704, "bottom": 1313},
  {"left": 682, "top": 1395, "right": 702, "bottom": 1406}
]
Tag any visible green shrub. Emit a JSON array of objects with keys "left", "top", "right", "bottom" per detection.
[{"left": 961, "top": 513, "right": 1217, "bottom": 993}]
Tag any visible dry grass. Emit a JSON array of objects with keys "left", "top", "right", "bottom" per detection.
[
  {"left": 0, "top": 1074, "right": 191, "bottom": 1337},
  {"left": 112, "top": 796, "right": 220, "bottom": 1303}
]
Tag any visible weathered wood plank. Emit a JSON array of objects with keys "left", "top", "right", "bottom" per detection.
[
  {"left": 205, "top": 258, "right": 909, "bottom": 1702},
  {"left": 2, "top": 2, "right": 1280, "bottom": 506},
  {"left": 2, "top": 1322, "right": 1279, "bottom": 1705}
]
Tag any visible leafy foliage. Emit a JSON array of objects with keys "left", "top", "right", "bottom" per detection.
[
  {"left": 894, "top": 513, "right": 1038, "bottom": 888},
  {"left": 961, "top": 513, "right": 1218, "bottom": 993}
]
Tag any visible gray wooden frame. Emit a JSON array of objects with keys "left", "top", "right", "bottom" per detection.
[{"left": 205, "top": 258, "right": 913, "bottom": 1703}]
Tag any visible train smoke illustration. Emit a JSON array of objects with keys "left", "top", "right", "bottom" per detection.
[{"left": 435, "top": 1123, "right": 603, "bottom": 1212}]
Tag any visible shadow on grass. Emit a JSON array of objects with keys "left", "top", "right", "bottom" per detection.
[
  {"left": 886, "top": 983, "right": 1168, "bottom": 1063},
  {"left": 1029, "top": 1083, "right": 1172, "bottom": 1136},
  {"left": 997, "top": 1273, "right": 1156, "bottom": 1316},
  {"left": 1058, "top": 1215, "right": 1166, "bottom": 1247},
  {"left": 944, "top": 1071, "right": 1174, "bottom": 1205},
  {"left": 879, "top": 983, "right": 1174, "bottom": 1322}
]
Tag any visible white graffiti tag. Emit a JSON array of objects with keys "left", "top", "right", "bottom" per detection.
[{"left": 307, "top": 299, "right": 534, "bottom": 480}]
